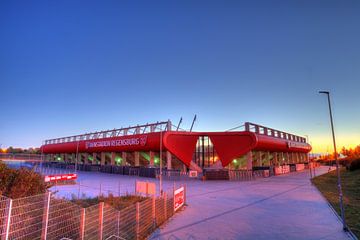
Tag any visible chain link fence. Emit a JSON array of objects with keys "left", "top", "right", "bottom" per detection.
[{"left": 0, "top": 186, "right": 184, "bottom": 240}]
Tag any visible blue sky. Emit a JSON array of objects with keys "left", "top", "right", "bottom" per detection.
[{"left": 0, "top": 0, "right": 359, "bottom": 152}]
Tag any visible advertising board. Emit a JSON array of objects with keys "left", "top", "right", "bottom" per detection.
[{"left": 174, "top": 186, "right": 185, "bottom": 211}]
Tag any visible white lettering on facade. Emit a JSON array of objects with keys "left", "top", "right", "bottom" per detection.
[
  {"left": 287, "top": 141, "right": 310, "bottom": 150},
  {"left": 85, "top": 136, "right": 147, "bottom": 149}
]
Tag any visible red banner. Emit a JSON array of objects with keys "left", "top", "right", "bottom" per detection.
[{"left": 44, "top": 173, "right": 77, "bottom": 182}]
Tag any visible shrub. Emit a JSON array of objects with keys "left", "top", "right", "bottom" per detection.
[
  {"left": 349, "top": 158, "right": 360, "bottom": 171},
  {"left": 71, "top": 193, "right": 146, "bottom": 210},
  {"left": 0, "top": 161, "right": 49, "bottom": 198}
]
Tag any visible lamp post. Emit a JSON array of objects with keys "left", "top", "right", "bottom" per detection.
[
  {"left": 75, "top": 140, "right": 80, "bottom": 174},
  {"left": 319, "top": 91, "right": 347, "bottom": 231},
  {"left": 304, "top": 135, "right": 312, "bottom": 179},
  {"left": 159, "top": 125, "right": 163, "bottom": 195}
]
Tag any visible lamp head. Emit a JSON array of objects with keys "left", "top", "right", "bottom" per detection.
[{"left": 319, "top": 91, "right": 330, "bottom": 94}]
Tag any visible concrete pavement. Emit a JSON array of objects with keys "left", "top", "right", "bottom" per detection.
[{"left": 150, "top": 167, "right": 352, "bottom": 240}]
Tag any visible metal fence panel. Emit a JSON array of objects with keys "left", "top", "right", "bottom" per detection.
[
  {"left": 47, "top": 197, "right": 82, "bottom": 240},
  {"left": 84, "top": 204, "right": 100, "bottom": 240},
  {"left": 118, "top": 205, "right": 137, "bottom": 240},
  {"left": 166, "top": 194, "right": 175, "bottom": 219},
  {"left": 138, "top": 198, "right": 154, "bottom": 239},
  {"left": 155, "top": 197, "right": 166, "bottom": 227},
  {"left": 0, "top": 196, "right": 10, "bottom": 239},
  {"left": 103, "top": 203, "right": 119, "bottom": 239},
  {"left": 8, "top": 194, "right": 45, "bottom": 239},
  {"left": 0, "top": 185, "right": 185, "bottom": 240}
]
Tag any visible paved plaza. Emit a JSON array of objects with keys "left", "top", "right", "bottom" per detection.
[{"left": 51, "top": 167, "right": 352, "bottom": 240}]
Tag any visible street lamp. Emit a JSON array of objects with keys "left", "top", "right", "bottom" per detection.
[
  {"left": 304, "top": 135, "right": 312, "bottom": 179},
  {"left": 159, "top": 125, "right": 163, "bottom": 195},
  {"left": 319, "top": 90, "right": 347, "bottom": 231}
]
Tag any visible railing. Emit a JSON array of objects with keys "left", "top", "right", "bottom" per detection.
[
  {"left": 228, "top": 169, "right": 270, "bottom": 181},
  {"left": 43, "top": 121, "right": 171, "bottom": 145},
  {"left": 244, "top": 122, "right": 307, "bottom": 143},
  {"left": 0, "top": 153, "right": 42, "bottom": 161},
  {"left": 0, "top": 186, "right": 185, "bottom": 240}
]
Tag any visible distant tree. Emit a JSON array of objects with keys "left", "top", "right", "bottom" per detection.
[{"left": 340, "top": 145, "right": 360, "bottom": 159}]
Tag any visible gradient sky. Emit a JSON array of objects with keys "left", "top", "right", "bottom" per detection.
[{"left": 1, "top": 0, "right": 359, "bottom": 153}]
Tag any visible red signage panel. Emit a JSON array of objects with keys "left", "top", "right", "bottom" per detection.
[{"left": 174, "top": 186, "right": 185, "bottom": 211}]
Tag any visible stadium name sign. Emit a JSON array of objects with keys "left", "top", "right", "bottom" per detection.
[
  {"left": 287, "top": 141, "right": 309, "bottom": 150},
  {"left": 85, "top": 136, "right": 147, "bottom": 149}
]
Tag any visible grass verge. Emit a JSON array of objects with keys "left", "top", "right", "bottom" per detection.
[{"left": 311, "top": 168, "right": 360, "bottom": 238}]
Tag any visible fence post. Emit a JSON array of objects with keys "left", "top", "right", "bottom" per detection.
[
  {"left": 136, "top": 202, "right": 140, "bottom": 240},
  {"left": 164, "top": 193, "right": 167, "bottom": 220},
  {"left": 99, "top": 202, "right": 104, "bottom": 240},
  {"left": 41, "top": 192, "right": 51, "bottom": 240},
  {"left": 3, "top": 198, "right": 12, "bottom": 240},
  {"left": 152, "top": 196, "right": 156, "bottom": 228},
  {"left": 117, "top": 211, "right": 120, "bottom": 237},
  {"left": 79, "top": 208, "right": 85, "bottom": 240}
]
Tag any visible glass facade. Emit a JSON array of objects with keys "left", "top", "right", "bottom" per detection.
[{"left": 193, "top": 136, "right": 218, "bottom": 168}]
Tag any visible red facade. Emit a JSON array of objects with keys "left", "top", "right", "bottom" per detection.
[{"left": 41, "top": 131, "right": 311, "bottom": 167}]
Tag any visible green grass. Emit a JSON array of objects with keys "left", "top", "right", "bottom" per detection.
[{"left": 312, "top": 168, "right": 360, "bottom": 238}]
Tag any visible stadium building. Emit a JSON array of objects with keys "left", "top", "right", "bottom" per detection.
[{"left": 41, "top": 121, "right": 311, "bottom": 178}]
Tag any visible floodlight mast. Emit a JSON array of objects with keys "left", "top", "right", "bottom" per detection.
[{"left": 319, "top": 90, "right": 347, "bottom": 231}]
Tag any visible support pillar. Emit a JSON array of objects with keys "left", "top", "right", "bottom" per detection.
[
  {"left": 149, "top": 151, "right": 154, "bottom": 167},
  {"left": 134, "top": 152, "right": 140, "bottom": 166},
  {"left": 273, "top": 152, "right": 278, "bottom": 166},
  {"left": 257, "top": 151, "right": 262, "bottom": 167},
  {"left": 83, "top": 153, "right": 89, "bottom": 164},
  {"left": 77, "top": 153, "right": 82, "bottom": 164},
  {"left": 122, "top": 152, "right": 127, "bottom": 166},
  {"left": 111, "top": 152, "right": 116, "bottom": 166},
  {"left": 266, "top": 151, "right": 271, "bottom": 166},
  {"left": 64, "top": 154, "right": 69, "bottom": 163},
  {"left": 101, "top": 152, "right": 106, "bottom": 166},
  {"left": 166, "top": 151, "right": 172, "bottom": 169},
  {"left": 246, "top": 151, "right": 253, "bottom": 170},
  {"left": 286, "top": 152, "right": 290, "bottom": 165},
  {"left": 92, "top": 153, "right": 97, "bottom": 165},
  {"left": 69, "top": 153, "right": 74, "bottom": 163}
]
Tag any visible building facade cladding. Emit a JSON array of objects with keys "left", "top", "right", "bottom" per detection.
[{"left": 41, "top": 130, "right": 311, "bottom": 168}]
